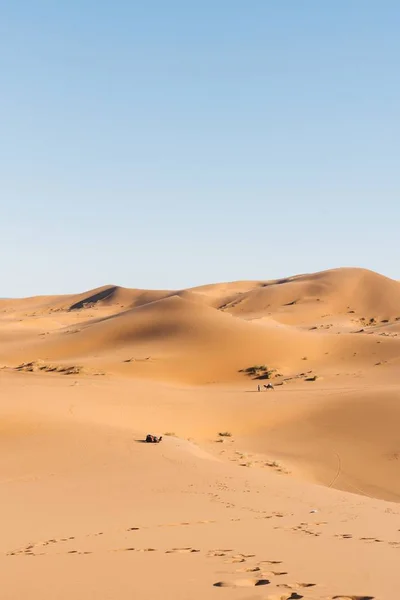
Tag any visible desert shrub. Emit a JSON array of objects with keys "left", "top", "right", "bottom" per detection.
[
  {"left": 243, "top": 365, "right": 267, "bottom": 374},
  {"left": 240, "top": 365, "right": 277, "bottom": 380},
  {"left": 257, "top": 371, "right": 273, "bottom": 380}
]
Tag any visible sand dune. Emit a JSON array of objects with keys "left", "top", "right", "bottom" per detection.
[
  {"left": 238, "top": 385, "right": 400, "bottom": 502},
  {"left": 0, "top": 284, "right": 169, "bottom": 314},
  {"left": 1, "top": 266, "right": 400, "bottom": 599},
  {"left": 219, "top": 268, "right": 400, "bottom": 323},
  {"left": 2, "top": 269, "right": 399, "bottom": 384},
  {"left": 1, "top": 294, "right": 324, "bottom": 383},
  {"left": 3, "top": 266, "right": 399, "bottom": 319}
]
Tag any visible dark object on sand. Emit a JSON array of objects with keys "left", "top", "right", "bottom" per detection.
[
  {"left": 263, "top": 383, "right": 274, "bottom": 390},
  {"left": 145, "top": 434, "right": 163, "bottom": 443}
]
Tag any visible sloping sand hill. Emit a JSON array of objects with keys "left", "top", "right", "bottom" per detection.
[
  {"left": 1, "top": 267, "right": 400, "bottom": 599},
  {"left": 2, "top": 268, "right": 400, "bottom": 383},
  {"left": 2, "top": 294, "right": 325, "bottom": 382},
  {"left": 218, "top": 268, "right": 400, "bottom": 323}
]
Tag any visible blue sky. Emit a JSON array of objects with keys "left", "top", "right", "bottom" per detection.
[{"left": 1, "top": 1, "right": 399, "bottom": 296}]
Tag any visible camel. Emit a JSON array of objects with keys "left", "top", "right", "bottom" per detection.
[{"left": 145, "top": 434, "right": 163, "bottom": 443}]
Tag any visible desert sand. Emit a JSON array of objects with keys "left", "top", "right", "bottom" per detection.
[{"left": 1, "top": 267, "right": 400, "bottom": 599}]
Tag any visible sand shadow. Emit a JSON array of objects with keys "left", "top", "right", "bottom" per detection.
[{"left": 69, "top": 286, "right": 118, "bottom": 311}]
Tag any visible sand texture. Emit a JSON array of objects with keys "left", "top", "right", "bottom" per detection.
[{"left": 1, "top": 267, "right": 400, "bottom": 599}]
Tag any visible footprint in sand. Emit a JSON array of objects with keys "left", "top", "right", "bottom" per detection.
[
  {"left": 291, "top": 525, "right": 321, "bottom": 537},
  {"left": 228, "top": 553, "right": 256, "bottom": 563},
  {"left": 214, "top": 578, "right": 270, "bottom": 588},
  {"left": 196, "top": 519, "right": 215, "bottom": 524},
  {"left": 332, "top": 597, "right": 374, "bottom": 600},
  {"left": 227, "top": 557, "right": 246, "bottom": 563},
  {"left": 266, "top": 594, "right": 303, "bottom": 600},
  {"left": 117, "top": 547, "right": 157, "bottom": 552},
  {"left": 165, "top": 547, "right": 200, "bottom": 554},
  {"left": 278, "top": 582, "right": 316, "bottom": 589},
  {"left": 207, "top": 549, "right": 233, "bottom": 557}
]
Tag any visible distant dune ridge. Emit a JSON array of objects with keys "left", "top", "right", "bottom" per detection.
[{"left": 1, "top": 267, "right": 399, "bottom": 383}]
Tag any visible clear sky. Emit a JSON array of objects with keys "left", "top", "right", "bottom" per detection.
[{"left": 1, "top": 1, "right": 399, "bottom": 296}]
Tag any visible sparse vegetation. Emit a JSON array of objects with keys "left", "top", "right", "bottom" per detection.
[
  {"left": 243, "top": 365, "right": 267, "bottom": 374},
  {"left": 240, "top": 365, "right": 276, "bottom": 379},
  {"left": 13, "top": 360, "right": 104, "bottom": 376},
  {"left": 265, "top": 459, "right": 289, "bottom": 474},
  {"left": 218, "top": 431, "right": 232, "bottom": 437},
  {"left": 257, "top": 371, "right": 274, "bottom": 380},
  {"left": 163, "top": 432, "right": 176, "bottom": 437}
]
